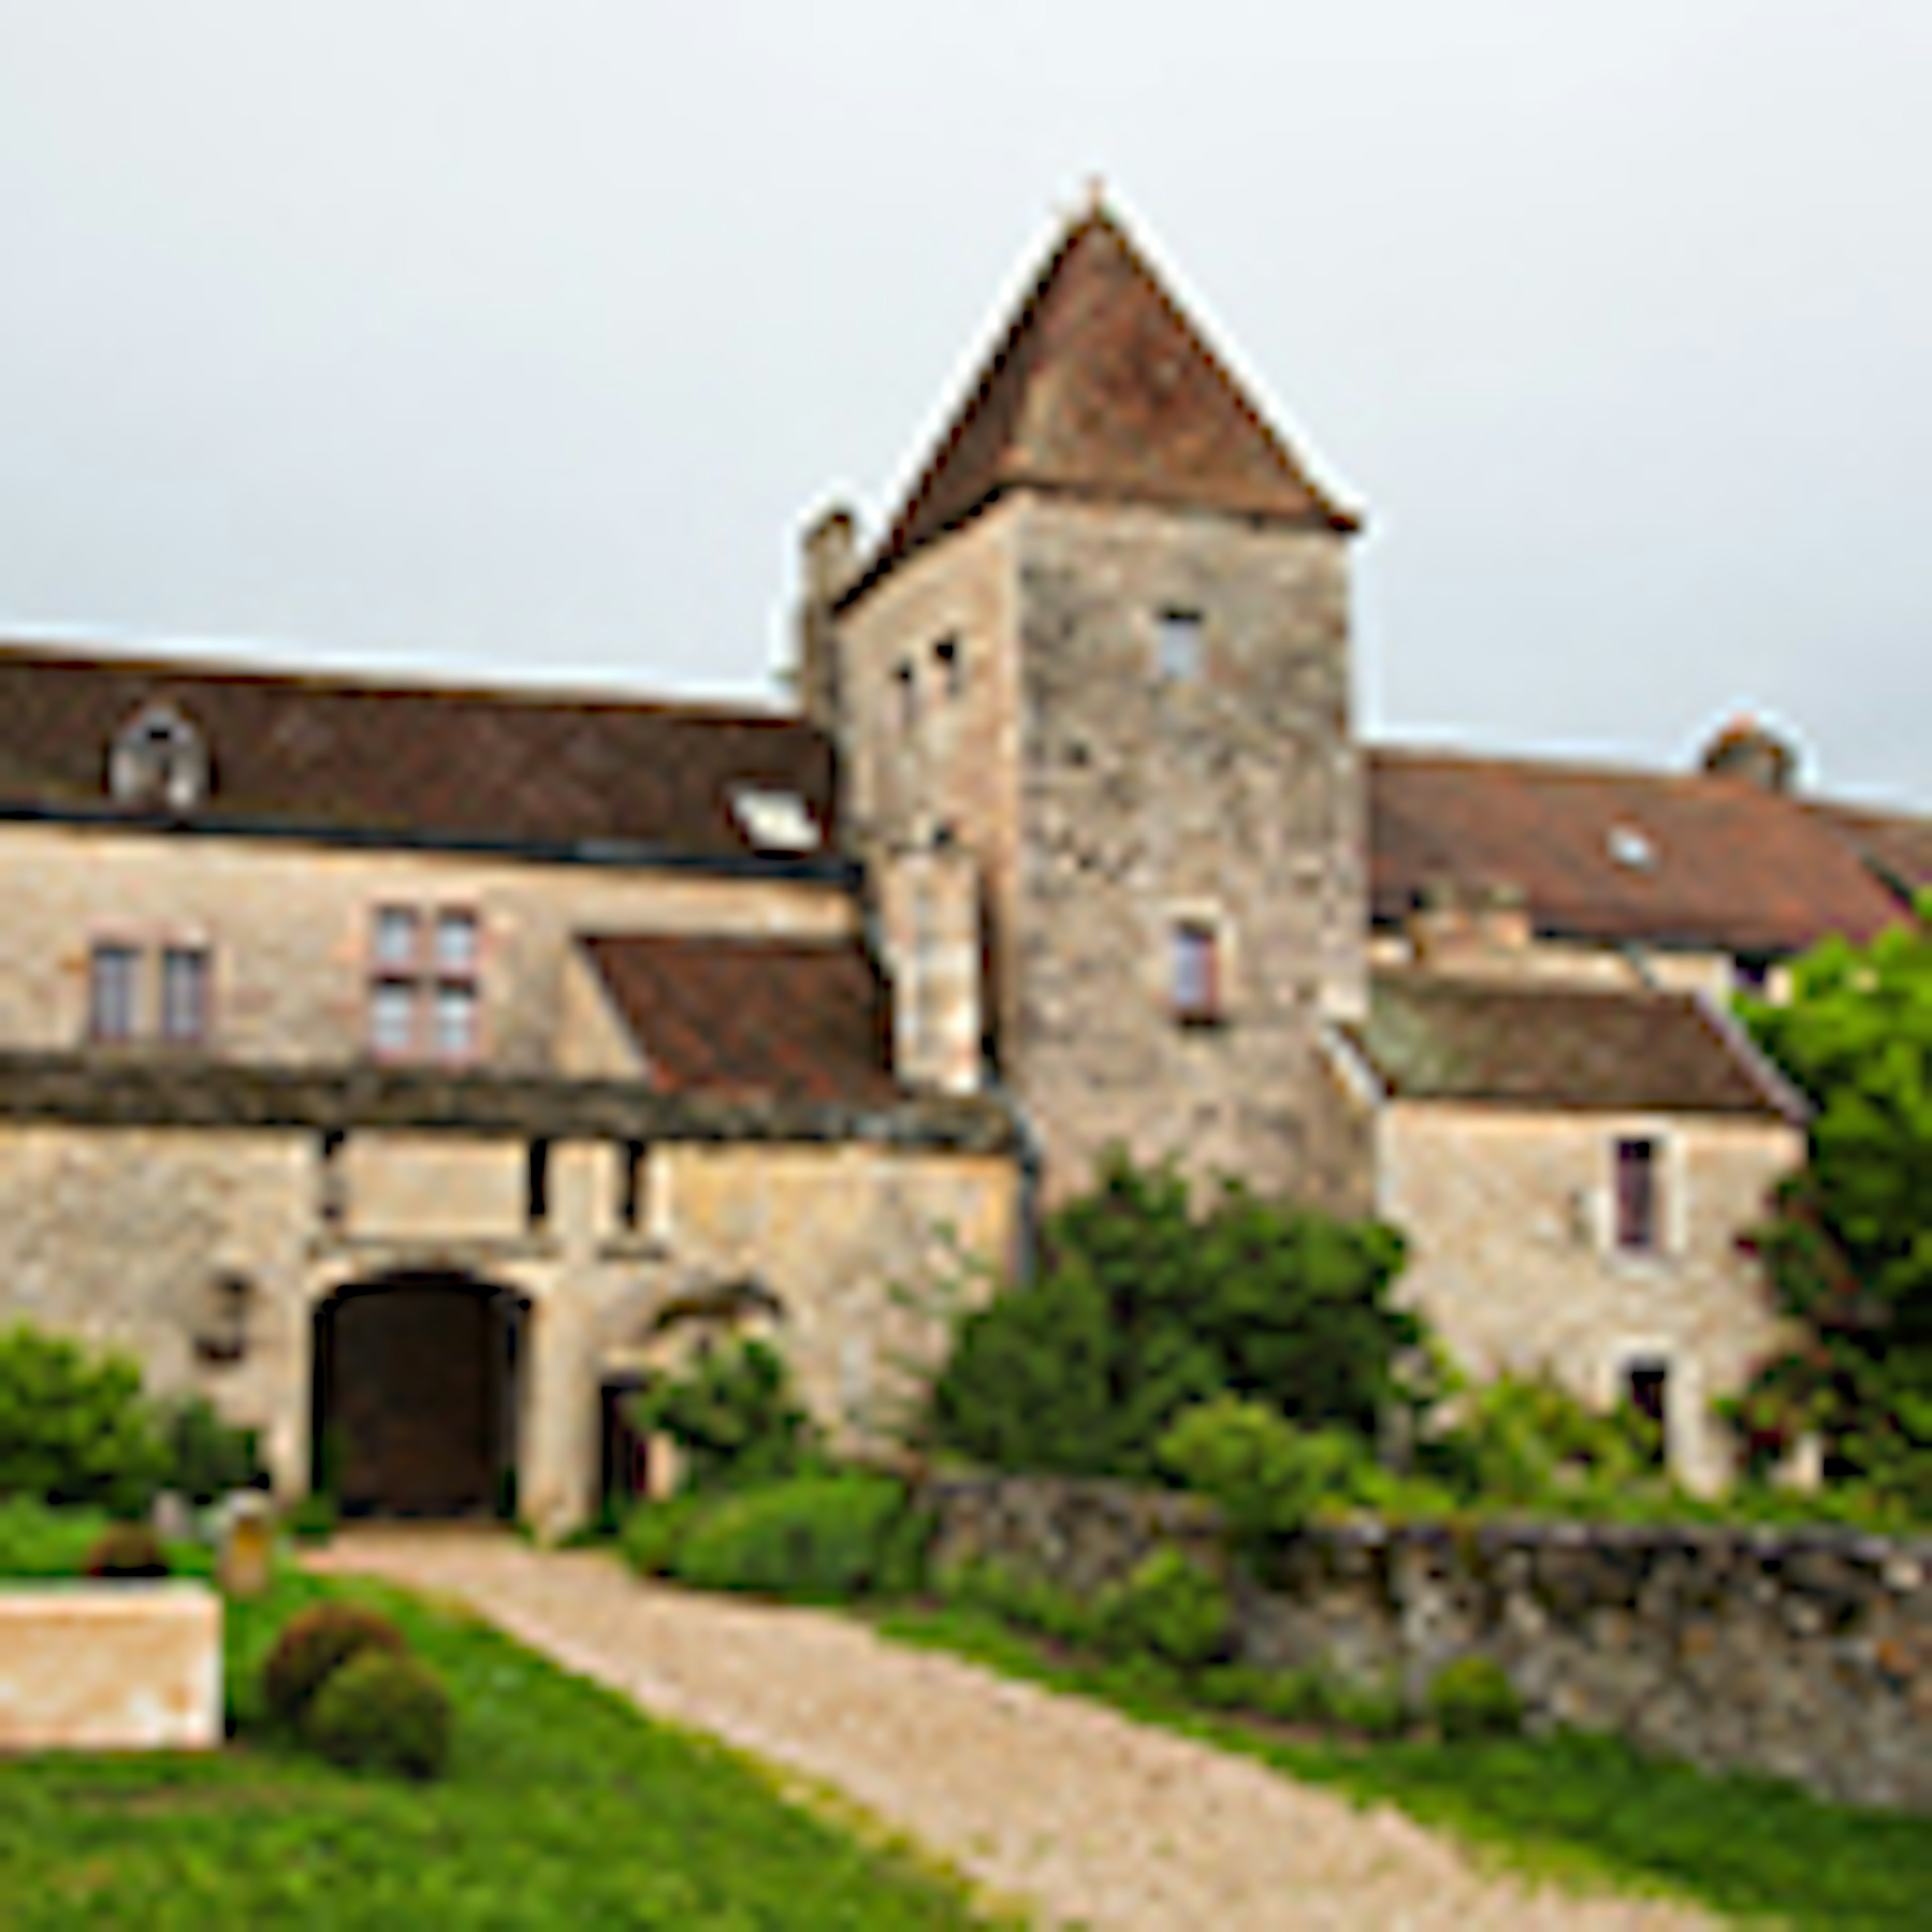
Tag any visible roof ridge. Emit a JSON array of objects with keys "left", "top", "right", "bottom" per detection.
[{"left": 0, "top": 634, "right": 805, "bottom": 730}]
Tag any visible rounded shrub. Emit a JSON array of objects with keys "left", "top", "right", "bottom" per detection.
[
  {"left": 303, "top": 1649, "right": 452, "bottom": 1780},
  {"left": 262, "top": 1601, "right": 408, "bottom": 1725},
  {"left": 1097, "top": 1546, "right": 1231, "bottom": 1670},
  {"left": 1425, "top": 1654, "right": 1523, "bottom": 1740},
  {"left": 82, "top": 1521, "right": 171, "bottom": 1578},
  {"left": 669, "top": 1472, "right": 916, "bottom": 1601}
]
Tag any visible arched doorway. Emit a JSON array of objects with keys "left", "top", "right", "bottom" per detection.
[{"left": 312, "top": 1274, "right": 527, "bottom": 1519}]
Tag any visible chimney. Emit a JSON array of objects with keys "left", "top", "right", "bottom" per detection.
[
  {"left": 1409, "top": 879, "right": 1531, "bottom": 975},
  {"left": 1700, "top": 715, "right": 1798, "bottom": 793},
  {"left": 794, "top": 505, "right": 860, "bottom": 733},
  {"left": 876, "top": 839, "right": 983, "bottom": 1096}
]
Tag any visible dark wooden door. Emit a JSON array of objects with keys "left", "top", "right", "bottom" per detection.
[{"left": 332, "top": 1284, "right": 497, "bottom": 1516}]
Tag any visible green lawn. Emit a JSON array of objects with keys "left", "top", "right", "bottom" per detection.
[
  {"left": 870, "top": 1601, "right": 1932, "bottom": 1932},
  {"left": 0, "top": 1540, "right": 1017, "bottom": 1930}
]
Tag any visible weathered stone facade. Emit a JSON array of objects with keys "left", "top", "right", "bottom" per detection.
[
  {"left": 0, "top": 1072, "right": 1015, "bottom": 1537},
  {"left": 923, "top": 1473, "right": 1932, "bottom": 1814},
  {"left": 1374, "top": 1106, "right": 1801, "bottom": 1493},
  {"left": 837, "top": 492, "right": 1365, "bottom": 1208}
]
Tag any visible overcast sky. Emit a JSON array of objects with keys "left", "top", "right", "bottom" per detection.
[{"left": 2, "top": 3, "right": 1925, "bottom": 807}]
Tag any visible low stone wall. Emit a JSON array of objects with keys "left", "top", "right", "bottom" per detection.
[
  {"left": 0, "top": 1582, "right": 223, "bottom": 1751},
  {"left": 920, "top": 1473, "right": 1932, "bottom": 1813}
]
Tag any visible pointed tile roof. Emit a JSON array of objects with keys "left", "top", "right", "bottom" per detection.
[{"left": 849, "top": 206, "right": 1357, "bottom": 599}]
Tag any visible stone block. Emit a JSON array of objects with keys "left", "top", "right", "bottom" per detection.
[{"left": 0, "top": 1582, "right": 222, "bottom": 1751}]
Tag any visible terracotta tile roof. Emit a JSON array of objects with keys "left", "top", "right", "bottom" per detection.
[
  {"left": 1342, "top": 972, "right": 1799, "bottom": 1118},
  {"left": 1367, "top": 747, "right": 1909, "bottom": 957},
  {"left": 0, "top": 639, "right": 837, "bottom": 861},
  {"left": 1803, "top": 799, "right": 1932, "bottom": 902},
  {"left": 579, "top": 933, "right": 899, "bottom": 1106},
  {"left": 851, "top": 208, "right": 1356, "bottom": 600}
]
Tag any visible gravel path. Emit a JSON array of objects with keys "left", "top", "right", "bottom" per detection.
[{"left": 306, "top": 1530, "right": 1717, "bottom": 1932}]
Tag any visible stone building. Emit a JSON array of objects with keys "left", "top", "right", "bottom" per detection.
[{"left": 0, "top": 203, "right": 1924, "bottom": 1525}]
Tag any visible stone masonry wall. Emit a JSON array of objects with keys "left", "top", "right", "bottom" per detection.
[
  {"left": 922, "top": 1473, "right": 1932, "bottom": 1814},
  {"left": 0, "top": 820, "right": 853, "bottom": 1073},
  {"left": 1379, "top": 1106, "right": 1800, "bottom": 1495},
  {"left": 1011, "top": 498, "right": 1365, "bottom": 1206}
]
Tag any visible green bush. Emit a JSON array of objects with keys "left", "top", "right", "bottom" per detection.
[
  {"left": 627, "top": 1339, "right": 825, "bottom": 1493},
  {"left": 82, "top": 1521, "right": 170, "bottom": 1578},
  {"left": 158, "top": 1395, "right": 264, "bottom": 1506},
  {"left": 619, "top": 1491, "right": 715, "bottom": 1577},
  {"left": 1096, "top": 1546, "right": 1231, "bottom": 1670},
  {"left": 303, "top": 1649, "right": 453, "bottom": 1780},
  {"left": 920, "top": 1153, "right": 1415, "bottom": 1482},
  {"left": 262, "top": 1601, "right": 409, "bottom": 1725},
  {"left": 1426, "top": 1654, "right": 1523, "bottom": 1740},
  {"left": 284, "top": 1493, "right": 340, "bottom": 1545},
  {"left": 668, "top": 1472, "right": 917, "bottom": 1601},
  {"left": 933, "top": 1556, "right": 1111, "bottom": 1649},
  {"left": 0, "top": 1497, "right": 113, "bottom": 1576},
  {"left": 0, "top": 1323, "right": 168, "bottom": 1515}
]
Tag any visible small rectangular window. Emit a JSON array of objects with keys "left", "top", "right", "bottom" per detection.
[
  {"left": 1624, "top": 1358, "right": 1669, "bottom": 1466},
  {"left": 88, "top": 942, "right": 140, "bottom": 1041},
  {"left": 159, "top": 946, "right": 210, "bottom": 1044},
  {"left": 1172, "top": 921, "right": 1220, "bottom": 1021},
  {"left": 617, "top": 1140, "right": 647, "bottom": 1232},
  {"left": 369, "top": 980, "right": 418, "bottom": 1058},
  {"left": 895, "top": 659, "right": 918, "bottom": 730},
  {"left": 935, "top": 635, "right": 963, "bottom": 697},
  {"left": 526, "top": 1141, "right": 551, "bottom": 1228},
  {"left": 1156, "top": 610, "right": 1204, "bottom": 684},
  {"left": 434, "top": 910, "right": 478, "bottom": 975},
  {"left": 373, "top": 906, "right": 420, "bottom": 971},
  {"left": 1614, "top": 1137, "right": 1661, "bottom": 1252},
  {"left": 433, "top": 982, "right": 478, "bottom": 1060}
]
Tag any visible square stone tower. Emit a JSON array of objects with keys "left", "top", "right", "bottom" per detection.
[{"left": 806, "top": 205, "right": 1368, "bottom": 1207}]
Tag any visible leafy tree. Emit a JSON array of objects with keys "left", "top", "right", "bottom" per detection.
[
  {"left": 1734, "top": 899, "right": 1932, "bottom": 1508},
  {"left": 921, "top": 1152, "right": 1416, "bottom": 1481},
  {"left": 0, "top": 1322, "right": 169, "bottom": 1516},
  {"left": 627, "top": 1337, "right": 824, "bottom": 1494}
]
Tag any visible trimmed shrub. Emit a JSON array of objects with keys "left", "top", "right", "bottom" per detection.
[
  {"left": 262, "top": 1601, "right": 409, "bottom": 1725},
  {"left": 669, "top": 1472, "right": 915, "bottom": 1601},
  {"left": 619, "top": 1491, "right": 715, "bottom": 1577},
  {"left": 82, "top": 1521, "right": 170, "bottom": 1578},
  {"left": 0, "top": 1322, "right": 168, "bottom": 1516},
  {"left": 284, "top": 1493, "right": 340, "bottom": 1545},
  {"left": 1426, "top": 1654, "right": 1523, "bottom": 1740},
  {"left": 303, "top": 1649, "right": 452, "bottom": 1780},
  {"left": 0, "top": 1497, "right": 112, "bottom": 1577},
  {"left": 1096, "top": 1546, "right": 1231, "bottom": 1670}
]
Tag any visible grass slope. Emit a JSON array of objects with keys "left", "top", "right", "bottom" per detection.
[
  {"left": 0, "top": 1532, "right": 1014, "bottom": 1930},
  {"left": 871, "top": 1601, "right": 1932, "bottom": 1932}
]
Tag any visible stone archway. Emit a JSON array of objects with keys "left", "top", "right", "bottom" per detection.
[{"left": 312, "top": 1273, "right": 526, "bottom": 1519}]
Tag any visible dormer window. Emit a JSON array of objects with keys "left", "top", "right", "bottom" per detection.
[
  {"left": 1607, "top": 824, "right": 1656, "bottom": 871},
  {"left": 731, "top": 786, "right": 822, "bottom": 853},
  {"left": 109, "top": 702, "right": 208, "bottom": 814}
]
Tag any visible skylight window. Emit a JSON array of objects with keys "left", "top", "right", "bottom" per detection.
[
  {"left": 1607, "top": 824, "right": 1657, "bottom": 870},
  {"left": 731, "top": 787, "right": 822, "bottom": 853}
]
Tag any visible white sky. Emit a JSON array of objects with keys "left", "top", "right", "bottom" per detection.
[{"left": 1, "top": 2, "right": 1926, "bottom": 807}]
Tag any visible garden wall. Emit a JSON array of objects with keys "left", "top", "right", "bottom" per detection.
[{"left": 920, "top": 1473, "right": 1932, "bottom": 1813}]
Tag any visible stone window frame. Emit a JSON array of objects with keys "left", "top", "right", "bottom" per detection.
[
  {"left": 364, "top": 902, "right": 487, "bottom": 1067},
  {"left": 1598, "top": 1122, "right": 1687, "bottom": 1265},
  {"left": 107, "top": 700, "right": 209, "bottom": 814},
  {"left": 1602, "top": 1337, "right": 1698, "bottom": 1482},
  {"left": 85, "top": 929, "right": 214, "bottom": 1048},
  {"left": 1160, "top": 899, "right": 1234, "bottom": 1026},
  {"left": 1153, "top": 607, "right": 1206, "bottom": 685},
  {"left": 934, "top": 633, "right": 964, "bottom": 699}
]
